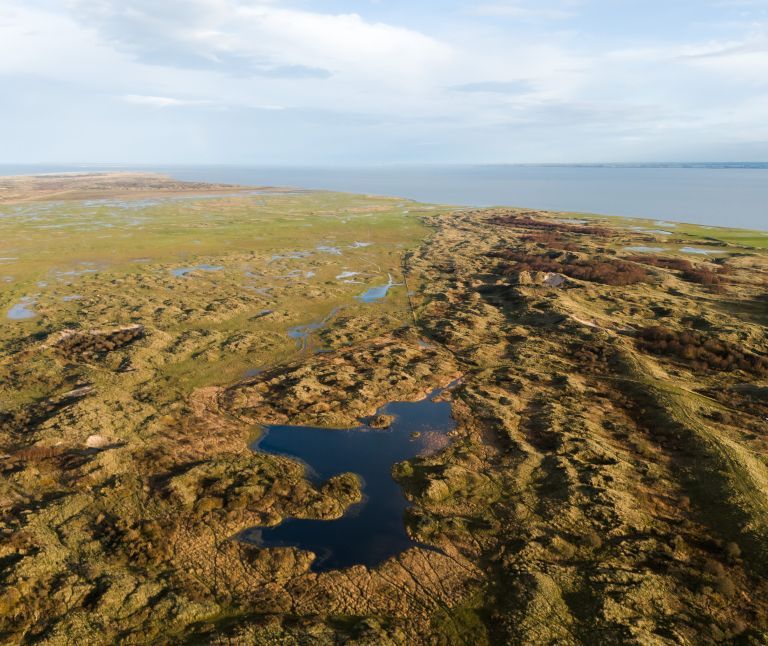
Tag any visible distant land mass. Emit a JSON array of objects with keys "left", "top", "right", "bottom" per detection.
[
  {"left": 1, "top": 163, "right": 766, "bottom": 230},
  {"left": 507, "top": 162, "right": 768, "bottom": 169}
]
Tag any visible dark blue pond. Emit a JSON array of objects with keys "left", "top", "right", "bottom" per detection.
[{"left": 242, "top": 386, "right": 456, "bottom": 571}]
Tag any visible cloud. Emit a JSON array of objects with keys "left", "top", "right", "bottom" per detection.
[
  {"left": 451, "top": 80, "right": 534, "bottom": 94},
  {"left": 470, "top": 1, "right": 578, "bottom": 20},
  {"left": 122, "top": 94, "right": 214, "bottom": 108},
  {"left": 2, "top": 0, "right": 768, "bottom": 163},
  {"left": 607, "top": 29, "right": 768, "bottom": 87},
  {"left": 711, "top": 0, "right": 768, "bottom": 7},
  {"left": 64, "top": 0, "right": 451, "bottom": 82}
]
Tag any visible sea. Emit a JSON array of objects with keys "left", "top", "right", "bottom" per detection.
[{"left": 1, "top": 163, "right": 766, "bottom": 231}]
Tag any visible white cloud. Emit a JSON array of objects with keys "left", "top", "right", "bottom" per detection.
[
  {"left": 66, "top": 0, "right": 453, "bottom": 84},
  {"left": 122, "top": 94, "right": 213, "bottom": 108},
  {"left": 470, "top": 0, "right": 578, "bottom": 20},
  {"left": 1, "top": 0, "right": 768, "bottom": 162}
]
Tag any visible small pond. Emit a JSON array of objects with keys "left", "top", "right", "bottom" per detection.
[
  {"left": 630, "top": 227, "right": 673, "bottom": 235},
  {"left": 7, "top": 297, "right": 37, "bottom": 320},
  {"left": 358, "top": 274, "right": 399, "bottom": 303},
  {"left": 680, "top": 246, "right": 720, "bottom": 255},
  {"left": 624, "top": 246, "right": 664, "bottom": 253},
  {"left": 316, "top": 245, "right": 342, "bottom": 255},
  {"left": 242, "top": 384, "right": 457, "bottom": 571},
  {"left": 287, "top": 307, "right": 341, "bottom": 352},
  {"left": 171, "top": 264, "right": 224, "bottom": 277}
]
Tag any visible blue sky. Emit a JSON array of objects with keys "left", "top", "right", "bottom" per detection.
[{"left": 1, "top": 0, "right": 767, "bottom": 164}]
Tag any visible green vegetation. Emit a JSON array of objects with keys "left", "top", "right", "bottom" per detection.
[{"left": 1, "top": 189, "right": 437, "bottom": 404}]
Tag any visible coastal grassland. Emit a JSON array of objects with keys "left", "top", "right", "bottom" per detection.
[
  {"left": 553, "top": 210, "right": 768, "bottom": 249},
  {"left": 3, "top": 177, "right": 768, "bottom": 645},
  {"left": 0, "top": 189, "right": 434, "bottom": 404}
]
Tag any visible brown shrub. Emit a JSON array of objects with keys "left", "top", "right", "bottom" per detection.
[
  {"left": 491, "top": 212, "right": 613, "bottom": 237},
  {"left": 724, "top": 541, "right": 741, "bottom": 562},
  {"left": 519, "top": 232, "right": 580, "bottom": 251},
  {"left": 681, "top": 266, "right": 725, "bottom": 286},
  {"left": 571, "top": 339, "right": 615, "bottom": 370},
  {"left": 55, "top": 325, "right": 145, "bottom": 360},
  {"left": 581, "top": 530, "right": 603, "bottom": 550},
  {"left": 716, "top": 574, "right": 737, "bottom": 598},
  {"left": 626, "top": 254, "right": 730, "bottom": 287},
  {"left": 626, "top": 255, "right": 693, "bottom": 272},
  {"left": 493, "top": 249, "right": 651, "bottom": 286},
  {"left": 636, "top": 326, "right": 768, "bottom": 376}
]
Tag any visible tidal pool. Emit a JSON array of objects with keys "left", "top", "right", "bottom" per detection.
[{"left": 243, "top": 385, "right": 456, "bottom": 571}]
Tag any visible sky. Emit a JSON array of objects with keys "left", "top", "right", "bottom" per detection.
[{"left": 1, "top": 0, "right": 767, "bottom": 164}]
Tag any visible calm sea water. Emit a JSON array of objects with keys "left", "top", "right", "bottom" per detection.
[{"left": 2, "top": 164, "right": 766, "bottom": 230}]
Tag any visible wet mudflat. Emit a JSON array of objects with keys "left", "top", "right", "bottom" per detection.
[{"left": 243, "top": 386, "right": 456, "bottom": 571}]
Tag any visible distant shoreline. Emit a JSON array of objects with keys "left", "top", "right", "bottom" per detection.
[
  {"left": 0, "top": 164, "right": 766, "bottom": 230},
  {"left": 2, "top": 162, "right": 768, "bottom": 173}
]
